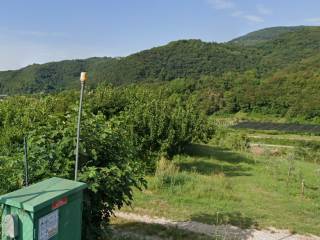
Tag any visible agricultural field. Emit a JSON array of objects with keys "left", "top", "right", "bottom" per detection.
[
  {"left": 233, "top": 121, "right": 320, "bottom": 134},
  {"left": 111, "top": 142, "right": 320, "bottom": 238}
]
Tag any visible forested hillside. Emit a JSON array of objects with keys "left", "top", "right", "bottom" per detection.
[
  {"left": 0, "top": 26, "right": 319, "bottom": 121},
  {"left": 0, "top": 57, "right": 115, "bottom": 93},
  {"left": 0, "top": 40, "right": 262, "bottom": 93},
  {"left": 224, "top": 53, "right": 320, "bottom": 119},
  {"left": 229, "top": 26, "right": 304, "bottom": 45}
]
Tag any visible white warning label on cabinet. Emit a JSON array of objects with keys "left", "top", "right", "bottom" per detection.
[{"left": 38, "top": 209, "right": 59, "bottom": 240}]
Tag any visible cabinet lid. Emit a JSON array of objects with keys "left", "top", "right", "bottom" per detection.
[{"left": 0, "top": 177, "right": 87, "bottom": 212}]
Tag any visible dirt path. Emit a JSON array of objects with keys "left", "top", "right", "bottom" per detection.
[
  {"left": 248, "top": 134, "right": 320, "bottom": 142},
  {"left": 115, "top": 211, "right": 320, "bottom": 240},
  {"left": 250, "top": 143, "right": 295, "bottom": 149}
]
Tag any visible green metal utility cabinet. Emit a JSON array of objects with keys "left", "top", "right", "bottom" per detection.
[{"left": 0, "top": 177, "right": 87, "bottom": 240}]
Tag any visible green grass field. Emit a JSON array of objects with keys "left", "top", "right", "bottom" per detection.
[
  {"left": 248, "top": 133, "right": 320, "bottom": 142},
  {"left": 119, "top": 144, "right": 320, "bottom": 235},
  {"left": 247, "top": 133, "right": 320, "bottom": 149}
]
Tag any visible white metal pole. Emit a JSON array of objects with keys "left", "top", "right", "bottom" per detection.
[{"left": 75, "top": 72, "right": 87, "bottom": 181}]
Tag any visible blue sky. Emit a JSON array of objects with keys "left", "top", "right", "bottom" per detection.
[{"left": 0, "top": 0, "right": 319, "bottom": 70}]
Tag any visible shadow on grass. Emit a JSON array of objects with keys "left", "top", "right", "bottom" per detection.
[
  {"left": 178, "top": 144, "right": 253, "bottom": 176},
  {"left": 111, "top": 221, "right": 215, "bottom": 240},
  {"left": 184, "top": 144, "right": 253, "bottom": 164},
  {"left": 178, "top": 160, "right": 252, "bottom": 176},
  {"left": 190, "top": 212, "right": 257, "bottom": 229},
  {"left": 111, "top": 216, "right": 257, "bottom": 240}
]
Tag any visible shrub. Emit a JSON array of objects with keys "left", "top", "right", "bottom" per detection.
[
  {"left": 119, "top": 91, "right": 214, "bottom": 171},
  {"left": 13, "top": 110, "right": 146, "bottom": 239},
  {"left": 0, "top": 84, "right": 213, "bottom": 238},
  {"left": 153, "top": 158, "right": 191, "bottom": 190},
  {"left": 211, "top": 128, "right": 250, "bottom": 151}
]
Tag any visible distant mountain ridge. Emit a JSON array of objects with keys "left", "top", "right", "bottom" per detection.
[
  {"left": 229, "top": 26, "right": 305, "bottom": 45},
  {"left": 0, "top": 25, "right": 319, "bottom": 94}
]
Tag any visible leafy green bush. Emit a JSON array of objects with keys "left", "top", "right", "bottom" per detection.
[
  {"left": 291, "top": 147, "right": 320, "bottom": 164},
  {"left": 153, "top": 158, "right": 191, "bottom": 190},
  {"left": 0, "top": 156, "right": 24, "bottom": 194},
  {"left": 119, "top": 91, "right": 214, "bottom": 170},
  {"left": 0, "top": 84, "right": 213, "bottom": 238},
  {"left": 23, "top": 110, "right": 146, "bottom": 239},
  {"left": 0, "top": 96, "right": 147, "bottom": 239},
  {"left": 211, "top": 128, "right": 250, "bottom": 151}
]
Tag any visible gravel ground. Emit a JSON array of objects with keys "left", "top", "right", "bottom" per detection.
[{"left": 115, "top": 211, "right": 320, "bottom": 240}]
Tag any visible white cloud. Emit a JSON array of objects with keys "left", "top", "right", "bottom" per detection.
[
  {"left": 305, "top": 17, "right": 320, "bottom": 24},
  {"left": 231, "top": 10, "right": 244, "bottom": 17},
  {"left": 230, "top": 11, "right": 264, "bottom": 23},
  {"left": 206, "top": 0, "right": 264, "bottom": 24},
  {"left": 244, "top": 15, "right": 264, "bottom": 23},
  {"left": 256, "top": 4, "right": 272, "bottom": 15},
  {"left": 207, "top": 0, "right": 235, "bottom": 10}
]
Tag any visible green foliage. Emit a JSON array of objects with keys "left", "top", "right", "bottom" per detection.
[
  {"left": 230, "top": 26, "right": 305, "bottom": 46},
  {"left": 292, "top": 147, "right": 320, "bottom": 164},
  {"left": 122, "top": 92, "right": 214, "bottom": 166},
  {"left": 87, "top": 85, "right": 214, "bottom": 171},
  {"left": 0, "top": 58, "right": 113, "bottom": 94},
  {"left": 126, "top": 144, "right": 320, "bottom": 235},
  {"left": 0, "top": 156, "right": 24, "bottom": 194},
  {"left": 1, "top": 25, "right": 320, "bottom": 237},
  {"left": 1, "top": 26, "right": 320, "bottom": 123},
  {"left": 211, "top": 128, "right": 250, "bottom": 151},
  {"left": 0, "top": 39, "right": 261, "bottom": 94},
  {"left": 0, "top": 84, "right": 212, "bottom": 238},
  {"left": 153, "top": 158, "right": 192, "bottom": 190},
  {"left": 0, "top": 104, "right": 147, "bottom": 239}
]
